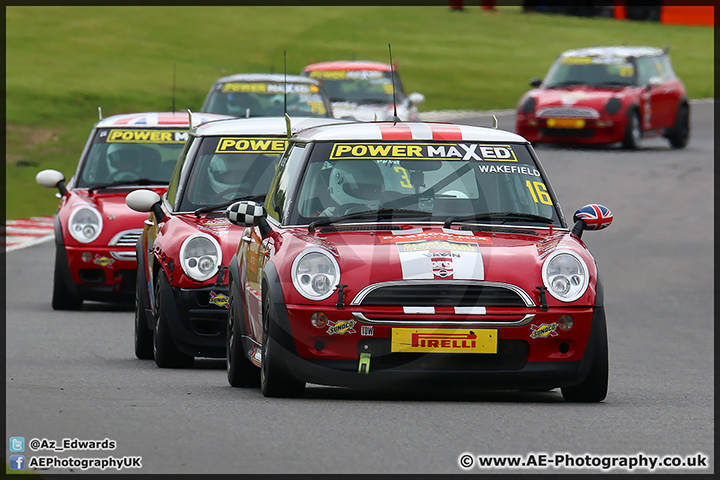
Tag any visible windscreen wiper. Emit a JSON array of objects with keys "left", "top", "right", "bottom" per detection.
[
  {"left": 194, "top": 194, "right": 266, "bottom": 217},
  {"left": 308, "top": 208, "right": 430, "bottom": 233},
  {"left": 547, "top": 81, "right": 585, "bottom": 88},
  {"left": 444, "top": 212, "right": 555, "bottom": 228},
  {"left": 88, "top": 178, "right": 167, "bottom": 193}
]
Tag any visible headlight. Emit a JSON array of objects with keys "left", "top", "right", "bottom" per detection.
[
  {"left": 180, "top": 233, "right": 222, "bottom": 282},
  {"left": 541, "top": 250, "right": 589, "bottom": 302},
  {"left": 68, "top": 205, "right": 102, "bottom": 243},
  {"left": 291, "top": 248, "right": 340, "bottom": 301}
]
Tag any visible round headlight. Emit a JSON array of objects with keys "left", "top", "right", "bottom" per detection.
[
  {"left": 541, "top": 250, "right": 589, "bottom": 303},
  {"left": 68, "top": 205, "right": 103, "bottom": 243},
  {"left": 180, "top": 234, "right": 222, "bottom": 282},
  {"left": 292, "top": 248, "right": 340, "bottom": 301}
]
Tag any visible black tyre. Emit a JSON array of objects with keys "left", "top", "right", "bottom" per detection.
[
  {"left": 666, "top": 103, "right": 690, "bottom": 149},
  {"left": 621, "top": 110, "right": 641, "bottom": 150},
  {"left": 153, "top": 269, "right": 194, "bottom": 368},
  {"left": 227, "top": 283, "right": 260, "bottom": 387},
  {"left": 561, "top": 323, "right": 608, "bottom": 402},
  {"left": 51, "top": 246, "right": 82, "bottom": 310},
  {"left": 134, "top": 244, "right": 153, "bottom": 359},
  {"left": 260, "top": 292, "right": 305, "bottom": 398}
]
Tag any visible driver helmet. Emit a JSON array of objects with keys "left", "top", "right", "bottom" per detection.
[
  {"left": 107, "top": 144, "right": 141, "bottom": 174},
  {"left": 328, "top": 160, "right": 383, "bottom": 207},
  {"left": 226, "top": 93, "right": 260, "bottom": 117},
  {"left": 208, "top": 154, "right": 252, "bottom": 196}
]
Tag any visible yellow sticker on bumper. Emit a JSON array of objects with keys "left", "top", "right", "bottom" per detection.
[
  {"left": 391, "top": 328, "right": 497, "bottom": 354},
  {"left": 547, "top": 118, "right": 586, "bottom": 129}
]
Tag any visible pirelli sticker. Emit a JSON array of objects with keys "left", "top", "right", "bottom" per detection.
[
  {"left": 106, "top": 129, "right": 189, "bottom": 144},
  {"left": 215, "top": 137, "right": 287, "bottom": 154},
  {"left": 392, "top": 328, "right": 497, "bottom": 354},
  {"left": 329, "top": 143, "right": 518, "bottom": 162},
  {"left": 221, "top": 82, "right": 319, "bottom": 94}
]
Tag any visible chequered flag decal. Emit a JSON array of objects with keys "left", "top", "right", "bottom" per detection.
[
  {"left": 573, "top": 204, "right": 613, "bottom": 231},
  {"left": 226, "top": 201, "right": 265, "bottom": 226}
]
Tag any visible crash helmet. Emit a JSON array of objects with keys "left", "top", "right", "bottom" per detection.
[
  {"left": 107, "top": 143, "right": 141, "bottom": 173},
  {"left": 226, "top": 93, "right": 261, "bottom": 117},
  {"left": 328, "top": 160, "right": 384, "bottom": 206},
  {"left": 207, "top": 154, "right": 252, "bottom": 196}
]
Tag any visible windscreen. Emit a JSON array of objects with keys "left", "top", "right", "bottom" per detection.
[
  {"left": 306, "top": 69, "right": 405, "bottom": 104},
  {"left": 75, "top": 128, "right": 190, "bottom": 188},
  {"left": 288, "top": 140, "right": 561, "bottom": 226},
  {"left": 178, "top": 136, "right": 285, "bottom": 211},
  {"left": 203, "top": 81, "right": 330, "bottom": 117},
  {"left": 544, "top": 55, "right": 637, "bottom": 88}
]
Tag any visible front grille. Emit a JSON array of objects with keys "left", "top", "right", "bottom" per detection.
[
  {"left": 541, "top": 128, "right": 595, "bottom": 138},
  {"left": 537, "top": 107, "right": 599, "bottom": 118},
  {"left": 108, "top": 229, "right": 143, "bottom": 247},
  {"left": 352, "top": 281, "right": 531, "bottom": 308}
]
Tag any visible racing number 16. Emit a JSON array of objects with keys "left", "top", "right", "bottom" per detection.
[{"left": 525, "top": 180, "right": 552, "bottom": 205}]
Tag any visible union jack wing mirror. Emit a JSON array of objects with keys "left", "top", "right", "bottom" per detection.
[
  {"left": 571, "top": 204, "right": 613, "bottom": 238},
  {"left": 226, "top": 201, "right": 266, "bottom": 227}
]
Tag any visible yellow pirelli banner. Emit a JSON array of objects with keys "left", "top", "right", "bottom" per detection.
[{"left": 391, "top": 328, "right": 497, "bottom": 354}]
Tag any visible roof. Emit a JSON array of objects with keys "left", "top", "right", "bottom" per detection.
[
  {"left": 293, "top": 121, "right": 529, "bottom": 143},
  {"left": 193, "top": 116, "right": 346, "bottom": 137},
  {"left": 560, "top": 46, "right": 665, "bottom": 59},
  {"left": 302, "top": 60, "right": 393, "bottom": 72},
  {"left": 211, "top": 73, "right": 321, "bottom": 85},
  {"left": 96, "top": 111, "right": 230, "bottom": 128}
]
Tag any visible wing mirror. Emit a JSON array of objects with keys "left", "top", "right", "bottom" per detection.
[
  {"left": 126, "top": 189, "right": 165, "bottom": 222},
  {"left": 408, "top": 92, "right": 425, "bottom": 105},
  {"left": 226, "top": 201, "right": 271, "bottom": 238},
  {"left": 36, "top": 169, "right": 67, "bottom": 195},
  {"left": 647, "top": 76, "right": 662, "bottom": 88},
  {"left": 530, "top": 78, "right": 542, "bottom": 88},
  {"left": 571, "top": 204, "right": 613, "bottom": 238}
]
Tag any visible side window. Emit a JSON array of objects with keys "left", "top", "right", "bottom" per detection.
[
  {"left": 636, "top": 57, "right": 658, "bottom": 85},
  {"left": 658, "top": 55, "right": 675, "bottom": 80},
  {"left": 166, "top": 136, "right": 195, "bottom": 209},
  {"left": 267, "top": 143, "right": 307, "bottom": 223}
]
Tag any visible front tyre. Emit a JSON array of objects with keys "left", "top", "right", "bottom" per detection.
[
  {"left": 153, "top": 269, "right": 194, "bottom": 368},
  {"left": 52, "top": 246, "right": 83, "bottom": 310},
  {"left": 561, "top": 322, "right": 608, "bottom": 402},
  {"left": 260, "top": 292, "right": 305, "bottom": 398},
  {"left": 227, "top": 284, "right": 260, "bottom": 387},
  {"left": 134, "top": 240, "right": 153, "bottom": 359},
  {"left": 621, "top": 109, "right": 641, "bottom": 150},
  {"left": 666, "top": 103, "right": 690, "bottom": 149}
]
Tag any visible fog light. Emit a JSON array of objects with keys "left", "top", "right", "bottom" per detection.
[
  {"left": 558, "top": 314, "right": 574, "bottom": 331},
  {"left": 82, "top": 252, "right": 92, "bottom": 262},
  {"left": 311, "top": 312, "right": 328, "bottom": 328}
]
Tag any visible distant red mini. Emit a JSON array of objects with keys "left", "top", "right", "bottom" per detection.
[
  {"left": 225, "top": 121, "right": 613, "bottom": 402},
  {"left": 36, "top": 111, "right": 229, "bottom": 310},
  {"left": 516, "top": 46, "right": 689, "bottom": 149}
]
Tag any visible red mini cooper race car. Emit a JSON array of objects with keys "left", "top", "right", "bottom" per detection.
[
  {"left": 516, "top": 46, "right": 689, "bottom": 149},
  {"left": 302, "top": 60, "right": 425, "bottom": 121},
  {"left": 224, "top": 121, "right": 613, "bottom": 401},
  {"left": 125, "top": 116, "right": 344, "bottom": 367},
  {"left": 36, "top": 111, "right": 229, "bottom": 310}
]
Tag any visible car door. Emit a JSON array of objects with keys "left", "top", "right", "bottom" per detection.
[{"left": 636, "top": 56, "right": 670, "bottom": 131}]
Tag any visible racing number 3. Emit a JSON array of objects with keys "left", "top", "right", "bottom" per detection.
[
  {"left": 394, "top": 166, "right": 413, "bottom": 189},
  {"left": 525, "top": 181, "right": 552, "bottom": 205}
]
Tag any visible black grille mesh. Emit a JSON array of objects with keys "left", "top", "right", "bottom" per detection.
[{"left": 359, "top": 284, "right": 526, "bottom": 307}]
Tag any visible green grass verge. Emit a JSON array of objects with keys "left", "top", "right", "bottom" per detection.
[{"left": 5, "top": 5, "right": 713, "bottom": 220}]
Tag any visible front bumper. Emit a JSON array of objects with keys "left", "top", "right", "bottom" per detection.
[
  {"left": 158, "top": 284, "right": 230, "bottom": 358},
  {"left": 64, "top": 245, "right": 137, "bottom": 301},
  {"left": 517, "top": 116, "right": 626, "bottom": 145},
  {"left": 271, "top": 303, "right": 603, "bottom": 390}
]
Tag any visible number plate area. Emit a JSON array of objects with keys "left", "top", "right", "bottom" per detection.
[
  {"left": 546, "top": 118, "right": 586, "bottom": 129},
  {"left": 391, "top": 328, "right": 497, "bottom": 354}
]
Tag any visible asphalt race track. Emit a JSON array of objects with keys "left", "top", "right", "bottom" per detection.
[{"left": 5, "top": 102, "right": 714, "bottom": 475}]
